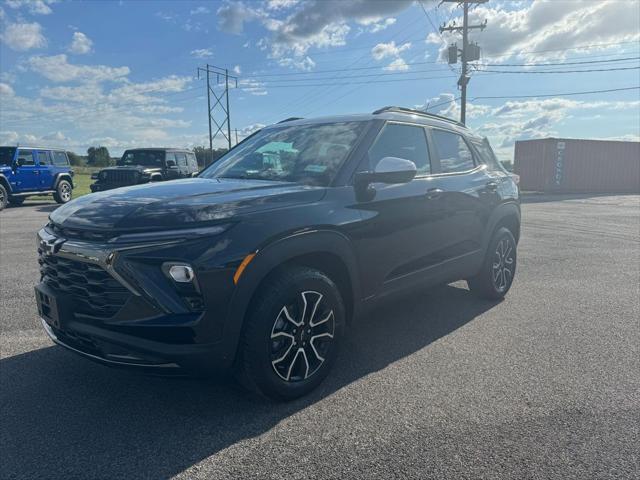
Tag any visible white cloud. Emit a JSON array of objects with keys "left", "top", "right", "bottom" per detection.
[
  {"left": 68, "top": 31, "right": 93, "bottom": 54},
  {"left": 1, "top": 22, "right": 47, "bottom": 51},
  {"left": 365, "top": 18, "right": 396, "bottom": 33},
  {"left": 238, "top": 78, "right": 267, "bottom": 96},
  {"left": 384, "top": 58, "right": 409, "bottom": 71},
  {"left": 429, "top": 0, "right": 640, "bottom": 62},
  {"left": 5, "top": 0, "right": 56, "bottom": 15},
  {"left": 371, "top": 41, "right": 411, "bottom": 61},
  {"left": 190, "top": 48, "right": 213, "bottom": 58},
  {"left": 276, "top": 55, "right": 315, "bottom": 71},
  {"left": 265, "top": 0, "right": 299, "bottom": 10},
  {"left": 233, "top": 65, "right": 241, "bottom": 75},
  {"left": 0, "top": 82, "right": 15, "bottom": 96},
  {"left": 190, "top": 6, "right": 210, "bottom": 15},
  {"left": 239, "top": 123, "right": 265, "bottom": 137},
  {"left": 27, "top": 54, "right": 130, "bottom": 82}
]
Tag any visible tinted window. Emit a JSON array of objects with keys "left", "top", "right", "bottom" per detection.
[
  {"left": 431, "top": 130, "right": 475, "bottom": 173},
  {"left": 0, "top": 147, "right": 16, "bottom": 166},
  {"left": 118, "top": 150, "right": 164, "bottom": 167},
  {"left": 17, "top": 150, "right": 35, "bottom": 166},
  {"left": 201, "top": 121, "right": 366, "bottom": 186},
  {"left": 368, "top": 123, "right": 430, "bottom": 174},
  {"left": 37, "top": 151, "right": 51, "bottom": 165},
  {"left": 176, "top": 153, "right": 188, "bottom": 167},
  {"left": 471, "top": 138, "right": 504, "bottom": 171},
  {"left": 52, "top": 151, "right": 69, "bottom": 166}
]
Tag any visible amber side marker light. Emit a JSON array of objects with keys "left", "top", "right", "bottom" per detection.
[{"left": 233, "top": 253, "right": 256, "bottom": 284}]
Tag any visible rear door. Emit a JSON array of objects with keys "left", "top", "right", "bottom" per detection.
[
  {"left": 426, "top": 128, "right": 495, "bottom": 261},
  {"left": 36, "top": 150, "right": 55, "bottom": 189},
  {"left": 14, "top": 149, "right": 39, "bottom": 191},
  {"left": 175, "top": 152, "right": 189, "bottom": 178}
]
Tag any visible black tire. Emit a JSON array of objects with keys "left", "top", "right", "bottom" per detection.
[
  {"left": 467, "top": 227, "right": 517, "bottom": 300},
  {"left": 8, "top": 196, "right": 25, "bottom": 206},
  {"left": 236, "top": 266, "right": 345, "bottom": 401},
  {"left": 0, "top": 184, "right": 7, "bottom": 211},
  {"left": 53, "top": 180, "right": 72, "bottom": 204}
]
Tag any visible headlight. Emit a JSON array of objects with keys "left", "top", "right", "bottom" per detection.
[
  {"left": 110, "top": 224, "right": 231, "bottom": 244},
  {"left": 91, "top": 173, "right": 98, "bottom": 180}
]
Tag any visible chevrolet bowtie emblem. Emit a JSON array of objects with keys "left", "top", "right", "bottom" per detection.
[{"left": 41, "top": 237, "right": 66, "bottom": 256}]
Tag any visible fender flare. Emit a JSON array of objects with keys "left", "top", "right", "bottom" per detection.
[
  {"left": 53, "top": 173, "right": 74, "bottom": 190},
  {"left": 480, "top": 201, "right": 521, "bottom": 253},
  {"left": 217, "top": 229, "right": 360, "bottom": 367}
]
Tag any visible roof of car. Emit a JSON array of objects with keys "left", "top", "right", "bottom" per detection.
[
  {"left": 3, "top": 146, "right": 67, "bottom": 151},
  {"left": 265, "top": 107, "right": 476, "bottom": 137},
  {"left": 123, "top": 148, "right": 193, "bottom": 152}
]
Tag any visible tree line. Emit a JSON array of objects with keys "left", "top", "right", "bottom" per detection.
[{"left": 65, "top": 146, "right": 229, "bottom": 169}]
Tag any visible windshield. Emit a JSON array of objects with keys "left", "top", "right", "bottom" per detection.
[
  {"left": 0, "top": 147, "right": 16, "bottom": 166},
  {"left": 118, "top": 150, "right": 165, "bottom": 167},
  {"left": 199, "top": 121, "right": 368, "bottom": 186}
]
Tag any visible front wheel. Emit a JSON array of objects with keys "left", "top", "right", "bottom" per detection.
[
  {"left": 467, "top": 227, "right": 517, "bottom": 300},
  {"left": 236, "top": 266, "right": 345, "bottom": 401},
  {"left": 53, "top": 180, "right": 72, "bottom": 204}
]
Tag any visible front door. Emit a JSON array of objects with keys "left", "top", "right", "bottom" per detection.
[
  {"left": 351, "top": 122, "right": 447, "bottom": 299},
  {"left": 14, "top": 149, "right": 40, "bottom": 191}
]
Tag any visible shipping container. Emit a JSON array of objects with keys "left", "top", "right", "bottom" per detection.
[{"left": 514, "top": 138, "right": 640, "bottom": 193}]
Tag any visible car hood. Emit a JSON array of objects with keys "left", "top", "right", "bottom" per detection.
[{"left": 50, "top": 177, "right": 325, "bottom": 231}]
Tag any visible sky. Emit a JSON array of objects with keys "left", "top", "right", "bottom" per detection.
[{"left": 0, "top": 0, "right": 639, "bottom": 160}]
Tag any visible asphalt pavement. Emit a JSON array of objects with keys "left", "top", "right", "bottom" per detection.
[{"left": 1, "top": 194, "right": 639, "bottom": 480}]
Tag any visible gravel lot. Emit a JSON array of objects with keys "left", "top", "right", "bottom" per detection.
[{"left": 1, "top": 195, "right": 639, "bottom": 480}]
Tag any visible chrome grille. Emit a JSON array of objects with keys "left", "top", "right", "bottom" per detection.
[{"left": 38, "top": 250, "right": 130, "bottom": 319}]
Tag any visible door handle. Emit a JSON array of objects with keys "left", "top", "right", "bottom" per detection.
[{"left": 425, "top": 188, "right": 444, "bottom": 199}]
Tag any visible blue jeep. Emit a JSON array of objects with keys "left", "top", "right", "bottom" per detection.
[{"left": 0, "top": 146, "right": 74, "bottom": 211}]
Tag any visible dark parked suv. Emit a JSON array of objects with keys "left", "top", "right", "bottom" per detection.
[
  {"left": 90, "top": 148, "right": 198, "bottom": 192},
  {"left": 35, "top": 107, "right": 520, "bottom": 400}
]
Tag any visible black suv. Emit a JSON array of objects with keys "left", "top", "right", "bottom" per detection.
[
  {"left": 35, "top": 107, "right": 520, "bottom": 400},
  {"left": 90, "top": 148, "right": 198, "bottom": 192}
]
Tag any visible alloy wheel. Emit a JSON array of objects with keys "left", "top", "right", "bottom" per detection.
[
  {"left": 492, "top": 237, "right": 515, "bottom": 292},
  {"left": 60, "top": 183, "right": 71, "bottom": 201},
  {"left": 270, "top": 290, "right": 335, "bottom": 382}
]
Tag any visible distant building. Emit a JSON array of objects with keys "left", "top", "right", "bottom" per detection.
[{"left": 514, "top": 138, "right": 640, "bottom": 193}]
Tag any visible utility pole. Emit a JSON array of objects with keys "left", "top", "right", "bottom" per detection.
[
  {"left": 235, "top": 128, "right": 239, "bottom": 146},
  {"left": 440, "top": 0, "right": 487, "bottom": 124},
  {"left": 197, "top": 64, "right": 238, "bottom": 160}
]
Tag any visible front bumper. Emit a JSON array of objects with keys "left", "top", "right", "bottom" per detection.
[{"left": 36, "top": 225, "right": 240, "bottom": 373}]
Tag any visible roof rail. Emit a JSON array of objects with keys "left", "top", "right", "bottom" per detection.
[
  {"left": 372, "top": 106, "right": 465, "bottom": 127},
  {"left": 277, "top": 117, "right": 304, "bottom": 124}
]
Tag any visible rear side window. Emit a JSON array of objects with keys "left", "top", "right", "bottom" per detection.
[
  {"left": 369, "top": 123, "right": 431, "bottom": 174},
  {"left": 431, "top": 130, "right": 475, "bottom": 173},
  {"left": 17, "top": 150, "right": 35, "bottom": 166},
  {"left": 52, "top": 151, "right": 69, "bottom": 166},
  {"left": 37, "top": 151, "right": 51, "bottom": 165},
  {"left": 176, "top": 153, "right": 188, "bottom": 167},
  {"left": 187, "top": 153, "right": 197, "bottom": 170},
  {"left": 471, "top": 138, "right": 504, "bottom": 172}
]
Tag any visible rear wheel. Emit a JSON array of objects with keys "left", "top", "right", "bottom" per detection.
[
  {"left": 0, "top": 184, "right": 7, "bottom": 211},
  {"left": 8, "top": 196, "right": 25, "bottom": 206},
  {"left": 53, "top": 180, "right": 72, "bottom": 204},
  {"left": 236, "top": 266, "right": 345, "bottom": 400},
  {"left": 467, "top": 227, "right": 517, "bottom": 300}
]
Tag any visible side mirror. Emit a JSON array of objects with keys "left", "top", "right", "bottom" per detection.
[
  {"left": 16, "top": 158, "right": 26, "bottom": 167},
  {"left": 166, "top": 160, "right": 178, "bottom": 169},
  {"left": 354, "top": 157, "right": 417, "bottom": 201}
]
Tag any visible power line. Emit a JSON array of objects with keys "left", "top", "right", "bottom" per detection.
[
  {"left": 472, "top": 86, "right": 640, "bottom": 100},
  {"left": 476, "top": 66, "right": 640, "bottom": 74},
  {"left": 479, "top": 56, "right": 640, "bottom": 67}
]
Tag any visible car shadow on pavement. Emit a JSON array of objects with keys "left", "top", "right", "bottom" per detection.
[{"left": 0, "top": 284, "right": 498, "bottom": 479}]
